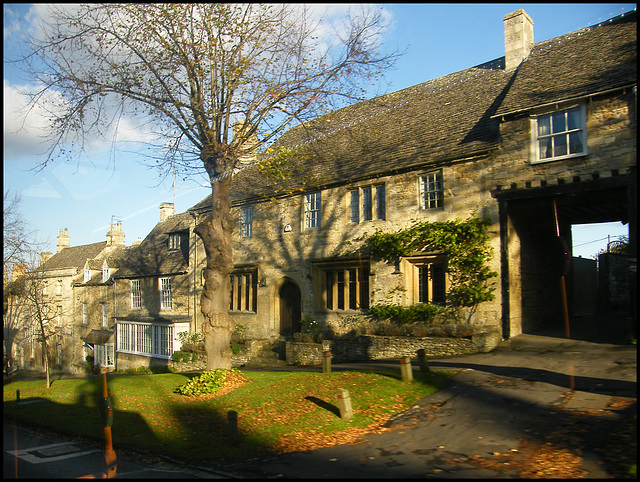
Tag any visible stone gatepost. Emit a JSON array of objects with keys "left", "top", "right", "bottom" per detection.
[
  {"left": 337, "top": 389, "right": 353, "bottom": 420},
  {"left": 322, "top": 351, "right": 332, "bottom": 373},
  {"left": 400, "top": 356, "right": 413, "bottom": 382},
  {"left": 417, "top": 349, "right": 430, "bottom": 372}
]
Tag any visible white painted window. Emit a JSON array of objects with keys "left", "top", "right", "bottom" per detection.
[
  {"left": 304, "top": 191, "right": 321, "bottom": 229},
  {"left": 116, "top": 321, "right": 189, "bottom": 359},
  {"left": 531, "top": 105, "right": 587, "bottom": 163},
  {"left": 94, "top": 343, "right": 114, "bottom": 367},
  {"left": 101, "top": 303, "right": 108, "bottom": 328},
  {"left": 419, "top": 171, "right": 444, "bottom": 210},
  {"left": 350, "top": 184, "right": 386, "bottom": 223},
  {"left": 102, "top": 267, "right": 110, "bottom": 283},
  {"left": 241, "top": 206, "right": 253, "bottom": 238},
  {"left": 130, "top": 279, "right": 141, "bottom": 310},
  {"left": 84, "top": 269, "right": 91, "bottom": 283},
  {"left": 169, "top": 233, "right": 181, "bottom": 250},
  {"left": 159, "top": 277, "right": 172, "bottom": 310},
  {"left": 57, "top": 280, "right": 62, "bottom": 295}
]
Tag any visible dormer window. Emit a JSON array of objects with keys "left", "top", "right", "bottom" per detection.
[
  {"left": 169, "top": 233, "right": 181, "bottom": 250},
  {"left": 531, "top": 105, "right": 587, "bottom": 163},
  {"left": 102, "top": 267, "right": 111, "bottom": 283},
  {"left": 84, "top": 269, "right": 91, "bottom": 283}
]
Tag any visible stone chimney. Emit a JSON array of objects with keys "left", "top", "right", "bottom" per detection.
[
  {"left": 106, "top": 222, "right": 125, "bottom": 247},
  {"left": 56, "top": 228, "right": 70, "bottom": 253},
  {"left": 159, "top": 202, "right": 175, "bottom": 222},
  {"left": 504, "top": 9, "right": 534, "bottom": 71},
  {"left": 40, "top": 252, "right": 53, "bottom": 266}
]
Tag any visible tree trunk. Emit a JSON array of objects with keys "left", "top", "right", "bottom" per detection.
[{"left": 195, "top": 174, "right": 235, "bottom": 370}]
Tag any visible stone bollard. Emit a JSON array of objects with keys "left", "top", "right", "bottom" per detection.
[
  {"left": 322, "top": 351, "right": 332, "bottom": 373},
  {"left": 337, "top": 389, "right": 353, "bottom": 420},
  {"left": 16, "top": 389, "right": 20, "bottom": 406},
  {"left": 400, "top": 356, "right": 413, "bottom": 383},
  {"left": 227, "top": 410, "right": 239, "bottom": 443},
  {"left": 417, "top": 349, "right": 430, "bottom": 373}
]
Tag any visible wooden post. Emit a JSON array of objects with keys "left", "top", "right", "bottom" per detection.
[
  {"left": 322, "top": 351, "right": 332, "bottom": 373},
  {"left": 400, "top": 356, "right": 413, "bottom": 382},
  {"left": 417, "top": 349, "right": 430, "bottom": 372},
  {"left": 337, "top": 389, "right": 353, "bottom": 420}
]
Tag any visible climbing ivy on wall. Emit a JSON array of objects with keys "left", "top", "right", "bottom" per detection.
[{"left": 364, "top": 216, "right": 498, "bottom": 308}]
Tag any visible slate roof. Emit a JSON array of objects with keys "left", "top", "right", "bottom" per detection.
[
  {"left": 113, "top": 212, "right": 194, "bottom": 278},
  {"left": 495, "top": 12, "right": 637, "bottom": 116},
  {"left": 38, "top": 242, "right": 107, "bottom": 271},
  {"left": 189, "top": 10, "right": 636, "bottom": 213}
]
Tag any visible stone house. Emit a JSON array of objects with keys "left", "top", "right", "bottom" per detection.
[{"left": 188, "top": 9, "right": 636, "bottom": 347}]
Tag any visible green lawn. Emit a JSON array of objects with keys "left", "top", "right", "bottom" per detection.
[{"left": 3, "top": 368, "right": 453, "bottom": 465}]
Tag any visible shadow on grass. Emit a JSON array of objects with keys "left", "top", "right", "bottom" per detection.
[{"left": 305, "top": 396, "right": 341, "bottom": 417}]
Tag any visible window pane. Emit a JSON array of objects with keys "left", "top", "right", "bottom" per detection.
[
  {"left": 362, "top": 187, "right": 372, "bottom": 221},
  {"left": 337, "top": 270, "right": 344, "bottom": 310},
  {"left": 350, "top": 190, "right": 359, "bottom": 223},
  {"left": 537, "top": 115, "right": 551, "bottom": 136},
  {"left": 418, "top": 267, "right": 429, "bottom": 303},
  {"left": 359, "top": 266, "right": 370, "bottom": 309},
  {"left": 376, "top": 185, "right": 386, "bottom": 220},
  {"left": 348, "top": 268, "right": 357, "bottom": 309},
  {"left": 569, "top": 132, "right": 583, "bottom": 154},
  {"left": 554, "top": 135, "right": 567, "bottom": 157},
  {"left": 325, "top": 271, "right": 334, "bottom": 310},
  {"left": 567, "top": 107, "right": 581, "bottom": 130},
  {"left": 551, "top": 111, "right": 566, "bottom": 133},
  {"left": 539, "top": 138, "right": 552, "bottom": 159},
  {"left": 431, "top": 266, "right": 446, "bottom": 303}
]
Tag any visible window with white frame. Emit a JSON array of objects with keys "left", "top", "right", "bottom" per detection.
[
  {"left": 241, "top": 206, "right": 253, "bottom": 238},
  {"left": 82, "top": 303, "right": 88, "bottom": 325},
  {"left": 350, "top": 184, "right": 386, "bottom": 223},
  {"left": 531, "top": 105, "right": 587, "bottom": 163},
  {"left": 315, "top": 262, "right": 370, "bottom": 311},
  {"left": 159, "top": 277, "right": 172, "bottom": 310},
  {"left": 229, "top": 268, "right": 258, "bottom": 312},
  {"left": 419, "top": 171, "right": 444, "bottom": 210},
  {"left": 102, "top": 267, "right": 110, "bottom": 283},
  {"left": 304, "top": 191, "right": 321, "bottom": 229},
  {"left": 57, "top": 305, "right": 62, "bottom": 327},
  {"left": 101, "top": 303, "right": 108, "bottom": 327},
  {"left": 84, "top": 269, "right": 91, "bottom": 283},
  {"left": 94, "top": 343, "right": 114, "bottom": 367},
  {"left": 130, "top": 279, "right": 141, "bottom": 309},
  {"left": 117, "top": 321, "right": 189, "bottom": 359},
  {"left": 404, "top": 255, "right": 448, "bottom": 305},
  {"left": 56, "top": 280, "right": 62, "bottom": 295},
  {"left": 169, "top": 233, "right": 181, "bottom": 250}
]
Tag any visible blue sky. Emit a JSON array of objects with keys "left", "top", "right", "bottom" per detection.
[{"left": 3, "top": 3, "right": 634, "bottom": 258}]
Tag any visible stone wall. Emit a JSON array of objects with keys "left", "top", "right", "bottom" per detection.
[{"left": 286, "top": 330, "right": 501, "bottom": 365}]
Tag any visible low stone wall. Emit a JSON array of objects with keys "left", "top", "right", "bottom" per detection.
[{"left": 286, "top": 330, "right": 501, "bottom": 365}]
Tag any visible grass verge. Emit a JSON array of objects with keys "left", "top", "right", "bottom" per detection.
[{"left": 3, "top": 368, "right": 452, "bottom": 465}]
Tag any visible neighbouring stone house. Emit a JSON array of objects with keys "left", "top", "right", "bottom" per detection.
[{"left": 188, "top": 8, "right": 636, "bottom": 348}]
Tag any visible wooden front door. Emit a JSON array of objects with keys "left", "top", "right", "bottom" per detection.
[{"left": 279, "top": 281, "right": 301, "bottom": 336}]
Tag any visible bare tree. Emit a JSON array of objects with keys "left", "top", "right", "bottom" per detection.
[{"left": 16, "top": 4, "right": 399, "bottom": 369}]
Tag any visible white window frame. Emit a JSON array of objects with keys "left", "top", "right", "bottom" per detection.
[
  {"left": 403, "top": 255, "right": 448, "bottom": 305},
  {"left": 94, "top": 343, "right": 115, "bottom": 367},
  {"left": 102, "top": 267, "right": 110, "bottom": 283},
  {"left": 241, "top": 206, "right": 253, "bottom": 238},
  {"left": 304, "top": 191, "right": 321, "bottom": 229},
  {"left": 419, "top": 171, "right": 444, "bottom": 210},
  {"left": 116, "top": 320, "right": 189, "bottom": 359},
  {"left": 349, "top": 184, "right": 386, "bottom": 223},
  {"left": 169, "top": 233, "right": 181, "bottom": 250},
  {"left": 84, "top": 269, "right": 91, "bottom": 283},
  {"left": 130, "top": 279, "right": 141, "bottom": 310},
  {"left": 56, "top": 280, "right": 63, "bottom": 295},
  {"left": 159, "top": 277, "right": 172, "bottom": 310},
  {"left": 101, "top": 303, "right": 108, "bottom": 328},
  {"left": 530, "top": 104, "right": 587, "bottom": 164}
]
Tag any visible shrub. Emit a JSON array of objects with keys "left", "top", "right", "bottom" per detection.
[
  {"left": 369, "top": 303, "right": 445, "bottom": 324},
  {"left": 172, "top": 351, "right": 191, "bottom": 363},
  {"left": 175, "top": 369, "right": 239, "bottom": 397}
]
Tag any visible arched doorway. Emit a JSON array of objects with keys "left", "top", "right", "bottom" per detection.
[{"left": 279, "top": 280, "right": 301, "bottom": 337}]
